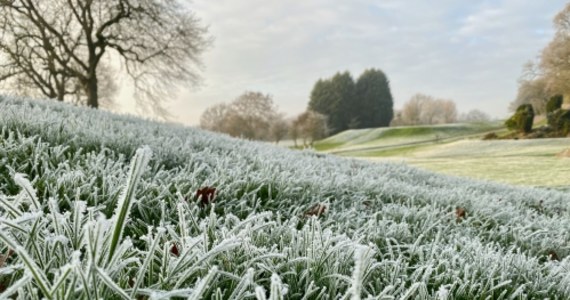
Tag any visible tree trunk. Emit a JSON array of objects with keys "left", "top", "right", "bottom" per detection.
[
  {"left": 56, "top": 79, "right": 65, "bottom": 101},
  {"left": 86, "top": 73, "right": 98, "bottom": 108}
]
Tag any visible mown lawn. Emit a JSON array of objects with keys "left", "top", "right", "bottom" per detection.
[
  {"left": 315, "top": 122, "right": 505, "bottom": 153},
  {"left": 357, "top": 139, "right": 570, "bottom": 189}
]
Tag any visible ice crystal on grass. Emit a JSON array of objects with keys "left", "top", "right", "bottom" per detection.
[
  {"left": 1, "top": 96, "right": 570, "bottom": 299},
  {"left": 13, "top": 173, "right": 40, "bottom": 211},
  {"left": 347, "top": 245, "right": 376, "bottom": 300},
  {"left": 108, "top": 146, "right": 152, "bottom": 262}
]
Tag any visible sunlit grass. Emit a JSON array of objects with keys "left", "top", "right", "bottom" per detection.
[
  {"left": 316, "top": 122, "right": 505, "bottom": 153},
  {"left": 360, "top": 139, "right": 570, "bottom": 188}
]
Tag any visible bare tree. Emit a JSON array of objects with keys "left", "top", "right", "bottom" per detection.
[
  {"left": 292, "top": 110, "right": 328, "bottom": 147},
  {"left": 269, "top": 113, "right": 289, "bottom": 144},
  {"left": 289, "top": 118, "right": 300, "bottom": 147},
  {"left": 460, "top": 109, "right": 491, "bottom": 123},
  {"left": 0, "top": 0, "right": 210, "bottom": 116},
  {"left": 540, "top": 3, "right": 570, "bottom": 96},
  {"left": 229, "top": 92, "right": 276, "bottom": 140},
  {"left": 541, "top": 37, "right": 570, "bottom": 97},
  {"left": 401, "top": 94, "right": 430, "bottom": 125},
  {"left": 200, "top": 91, "right": 285, "bottom": 141},
  {"left": 510, "top": 77, "right": 550, "bottom": 114},
  {"left": 512, "top": 4, "right": 570, "bottom": 114},
  {"left": 200, "top": 103, "right": 232, "bottom": 133},
  {"left": 400, "top": 94, "right": 458, "bottom": 125},
  {"left": 437, "top": 99, "right": 458, "bottom": 123}
]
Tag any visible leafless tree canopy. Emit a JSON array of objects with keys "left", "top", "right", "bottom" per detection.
[
  {"left": 541, "top": 3, "right": 570, "bottom": 95},
  {"left": 459, "top": 109, "right": 491, "bottom": 123},
  {"left": 269, "top": 113, "right": 289, "bottom": 144},
  {"left": 290, "top": 110, "right": 328, "bottom": 147},
  {"left": 200, "top": 91, "right": 288, "bottom": 142},
  {"left": 0, "top": 0, "right": 210, "bottom": 116},
  {"left": 512, "top": 3, "right": 570, "bottom": 113},
  {"left": 393, "top": 93, "right": 458, "bottom": 126},
  {"left": 510, "top": 71, "right": 550, "bottom": 115}
]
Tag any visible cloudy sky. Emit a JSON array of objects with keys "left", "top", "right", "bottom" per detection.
[{"left": 119, "top": 0, "right": 567, "bottom": 125}]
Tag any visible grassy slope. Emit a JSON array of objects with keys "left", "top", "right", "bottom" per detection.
[
  {"left": 359, "top": 139, "right": 570, "bottom": 189},
  {"left": 315, "top": 122, "right": 506, "bottom": 153},
  {"left": 2, "top": 96, "right": 570, "bottom": 299},
  {"left": 318, "top": 122, "right": 569, "bottom": 189}
]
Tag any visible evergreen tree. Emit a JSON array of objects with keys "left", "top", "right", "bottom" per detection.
[
  {"left": 309, "top": 72, "right": 356, "bottom": 134},
  {"left": 355, "top": 69, "right": 394, "bottom": 128},
  {"left": 330, "top": 71, "right": 357, "bottom": 132}
]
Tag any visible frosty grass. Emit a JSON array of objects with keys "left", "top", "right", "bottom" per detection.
[{"left": 1, "top": 96, "right": 570, "bottom": 299}]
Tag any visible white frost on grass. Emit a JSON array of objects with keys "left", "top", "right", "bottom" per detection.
[{"left": 0, "top": 96, "right": 569, "bottom": 299}]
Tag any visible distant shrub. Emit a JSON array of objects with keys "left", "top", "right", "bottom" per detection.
[
  {"left": 482, "top": 132, "right": 498, "bottom": 140},
  {"left": 550, "top": 109, "right": 570, "bottom": 136},
  {"left": 505, "top": 104, "right": 534, "bottom": 133},
  {"left": 546, "top": 95, "right": 563, "bottom": 113},
  {"left": 546, "top": 95, "right": 564, "bottom": 127}
]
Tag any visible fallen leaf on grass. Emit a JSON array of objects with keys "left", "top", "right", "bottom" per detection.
[
  {"left": 0, "top": 249, "right": 14, "bottom": 268},
  {"left": 305, "top": 203, "right": 327, "bottom": 217},
  {"left": 170, "top": 244, "right": 180, "bottom": 257},
  {"left": 195, "top": 187, "right": 216, "bottom": 206},
  {"left": 455, "top": 207, "right": 466, "bottom": 222},
  {"left": 548, "top": 250, "right": 559, "bottom": 261}
]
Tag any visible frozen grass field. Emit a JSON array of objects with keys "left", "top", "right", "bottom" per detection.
[
  {"left": 346, "top": 138, "right": 570, "bottom": 189},
  {"left": 318, "top": 122, "right": 570, "bottom": 189},
  {"left": 2, "top": 96, "right": 570, "bottom": 299}
]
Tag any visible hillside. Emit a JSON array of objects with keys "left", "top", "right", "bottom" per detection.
[
  {"left": 1, "top": 96, "right": 570, "bottom": 299},
  {"left": 358, "top": 138, "right": 570, "bottom": 189},
  {"left": 316, "top": 122, "right": 570, "bottom": 189},
  {"left": 315, "top": 122, "right": 505, "bottom": 153}
]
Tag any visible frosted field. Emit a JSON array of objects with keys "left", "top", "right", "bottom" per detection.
[
  {"left": 1, "top": 96, "right": 570, "bottom": 299},
  {"left": 358, "top": 139, "right": 570, "bottom": 189}
]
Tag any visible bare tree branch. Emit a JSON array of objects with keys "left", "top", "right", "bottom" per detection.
[{"left": 0, "top": 0, "right": 210, "bottom": 116}]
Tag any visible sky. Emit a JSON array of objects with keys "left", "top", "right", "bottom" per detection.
[{"left": 117, "top": 0, "right": 567, "bottom": 125}]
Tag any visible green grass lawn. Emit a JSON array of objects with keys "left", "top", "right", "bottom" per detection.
[
  {"left": 315, "top": 122, "right": 505, "bottom": 153},
  {"left": 353, "top": 138, "right": 570, "bottom": 189},
  {"left": 316, "top": 122, "right": 570, "bottom": 189}
]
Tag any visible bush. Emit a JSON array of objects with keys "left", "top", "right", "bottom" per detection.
[
  {"left": 559, "top": 110, "right": 570, "bottom": 136},
  {"left": 546, "top": 95, "right": 564, "bottom": 127},
  {"left": 482, "top": 132, "right": 498, "bottom": 140},
  {"left": 505, "top": 104, "right": 534, "bottom": 133},
  {"left": 546, "top": 95, "right": 563, "bottom": 113},
  {"left": 550, "top": 109, "right": 570, "bottom": 136}
]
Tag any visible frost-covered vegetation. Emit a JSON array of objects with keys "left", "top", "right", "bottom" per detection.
[
  {"left": 1, "top": 96, "right": 570, "bottom": 299},
  {"left": 315, "top": 122, "right": 504, "bottom": 153},
  {"left": 353, "top": 139, "right": 570, "bottom": 189}
]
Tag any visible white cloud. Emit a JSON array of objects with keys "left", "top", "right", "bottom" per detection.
[
  {"left": 458, "top": 8, "right": 506, "bottom": 36},
  {"left": 147, "top": 0, "right": 569, "bottom": 125}
]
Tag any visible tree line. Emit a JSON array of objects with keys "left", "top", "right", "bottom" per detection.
[
  {"left": 199, "top": 91, "right": 328, "bottom": 147},
  {"left": 200, "top": 69, "right": 396, "bottom": 146},
  {"left": 200, "top": 68, "right": 486, "bottom": 145}
]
